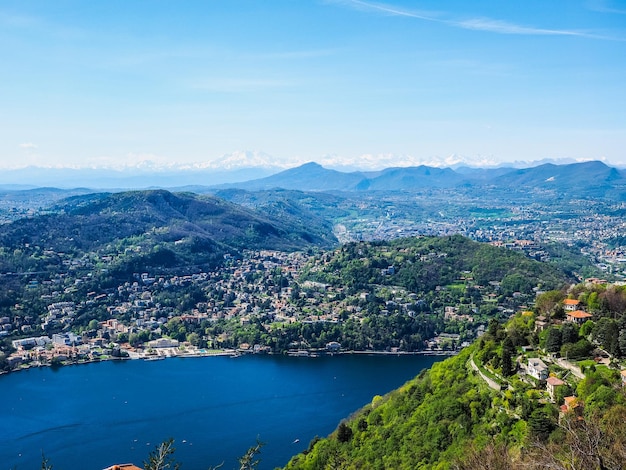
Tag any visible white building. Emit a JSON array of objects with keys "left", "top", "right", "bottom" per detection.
[{"left": 527, "top": 358, "right": 549, "bottom": 381}]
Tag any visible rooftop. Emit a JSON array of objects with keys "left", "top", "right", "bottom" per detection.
[
  {"left": 566, "top": 310, "right": 593, "bottom": 319},
  {"left": 103, "top": 464, "right": 143, "bottom": 470},
  {"left": 546, "top": 376, "right": 565, "bottom": 386}
]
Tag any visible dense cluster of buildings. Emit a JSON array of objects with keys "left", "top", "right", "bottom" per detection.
[{"left": 3, "top": 245, "right": 527, "bottom": 371}]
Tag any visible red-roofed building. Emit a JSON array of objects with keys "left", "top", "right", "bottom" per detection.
[
  {"left": 103, "top": 465, "right": 143, "bottom": 470},
  {"left": 562, "top": 299, "right": 580, "bottom": 311},
  {"left": 561, "top": 396, "right": 582, "bottom": 417},
  {"left": 546, "top": 376, "right": 565, "bottom": 402},
  {"left": 565, "top": 310, "right": 592, "bottom": 325}
]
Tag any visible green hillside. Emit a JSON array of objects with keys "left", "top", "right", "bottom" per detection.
[
  {"left": 303, "top": 235, "right": 570, "bottom": 297},
  {"left": 0, "top": 189, "right": 336, "bottom": 279},
  {"left": 285, "top": 310, "right": 626, "bottom": 469}
]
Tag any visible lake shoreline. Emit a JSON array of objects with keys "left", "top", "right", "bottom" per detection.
[{"left": 2, "top": 346, "right": 457, "bottom": 377}]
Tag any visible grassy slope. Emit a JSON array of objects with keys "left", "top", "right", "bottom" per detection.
[{"left": 284, "top": 346, "right": 492, "bottom": 469}]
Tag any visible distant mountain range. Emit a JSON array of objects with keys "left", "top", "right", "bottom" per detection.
[
  {"left": 212, "top": 160, "right": 626, "bottom": 200},
  {"left": 1, "top": 160, "right": 624, "bottom": 207},
  {"left": 1, "top": 152, "right": 623, "bottom": 190}
]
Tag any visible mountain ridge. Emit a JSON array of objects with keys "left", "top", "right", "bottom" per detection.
[
  {"left": 2, "top": 159, "right": 624, "bottom": 192},
  {"left": 212, "top": 160, "right": 626, "bottom": 200}
]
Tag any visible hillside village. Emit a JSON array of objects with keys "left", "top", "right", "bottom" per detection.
[{"left": 0, "top": 237, "right": 554, "bottom": 370}]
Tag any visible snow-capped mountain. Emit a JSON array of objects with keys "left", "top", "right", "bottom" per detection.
[{"left": 189, "top": 150, "right": 291, "bottom": 170}]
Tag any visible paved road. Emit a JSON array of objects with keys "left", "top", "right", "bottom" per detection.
[{"left": 470, "top": 355, "right": 501, "bottom": 391}]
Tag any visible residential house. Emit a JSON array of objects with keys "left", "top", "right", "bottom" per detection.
[
  {"left": 527, "top": 358, "right": 549, "bottom": 381},
  {"left": 560, "top": 396, "right": 583, "bottom": 417},
  {"left": 534, "top": 315, "right": 548, "bottom": 332},
  {"left": 562, "top": 299, "right": 580, "bottom": 311},
  {"left": 546, "top": 376, "right": 565, "bottom": 402},
  {"left": 565, "top": 310, "right": 593, "bottom": 325},
  {"left": 102, "top": 465, "right": 143, "bottom": 470}
]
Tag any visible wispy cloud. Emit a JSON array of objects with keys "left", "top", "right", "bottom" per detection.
[
  {"left": 19, "top": 142, "right": 38, "bottom": 150},
  {"left": 586, "top": 0, "right": 626, "bottom": 14},
  {"left": 335, "top": 0, "right": 617, "bottom": 39},
  {"left": 453, "top": 18, "right": 587, "bottom": 37},
  {"left": 330, "top": 0, "right": 442, "bottom": 21}
]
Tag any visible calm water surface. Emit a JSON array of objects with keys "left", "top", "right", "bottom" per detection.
[{"left": 1, "top": 354, "right": 445, "bottom": 470}]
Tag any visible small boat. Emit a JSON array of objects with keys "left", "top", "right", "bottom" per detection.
[{"left": 144, "top": 356, "right": 165, "bottom": 361}]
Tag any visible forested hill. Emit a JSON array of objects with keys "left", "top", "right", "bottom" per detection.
[
  {"left": 0, "top": 189, "right": 336, "bottom": 278},
  {"left": 302, "top": 235, "right": 571, "bottom": 297}
]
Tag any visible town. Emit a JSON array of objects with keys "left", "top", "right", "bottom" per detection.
[
  {"left": 3, "top": 246, "right": 466, "bottom": 370},
  {"left": 1, "top": 233, "right": 623, "bottom": 381}
]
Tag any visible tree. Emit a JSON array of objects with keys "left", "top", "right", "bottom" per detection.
[
  {"left": 535, "top": 290, "right": 565, "bottom": 316},
  {"left": 144, "top": 438, "right": 180, "bottom": 470},
  {"left": 487, "top": 319, "right": 500, "bottom": 339},
  {"left": 0, "top": 354, "right": 10, "bottom": 372},
  {"left": 337, "top": 422, "right": 353, "bottom": 443},
  {"left": 587, "top": 291, "right": 600, "bottom": 311},
  {"left": 619, "top": 328, "right": 626, "bottom": 357},
  {"left": 186, "top": 332, "right": 200, "bottom": 346},
  {"left": 560, "top": 323, "right": 578, "bottom": 345},
  {"left": 593, "top": 318, "right": 620, "bottom": 356},
  {"left": 580, "top": 320, "right": 595, "bottom": 338},
  {"left": 523, "top": 408, "right": 626, "bottom": 470},
  {"left": 129, "top": 333, "right": 141, "bottom": 347},
  {"left": 453, "top": 442, "right": 513, "bottom": 470},
  {"left": 560, "top": 339, "right": 593, "bottom": 361},
  {"left": 238, "top": 438, "right": 264, "bottom": 470},
  {"left": 528, "top": 408, "right": 554, "bottom": 440},
  {"left": 41, "top": 452, "right": 53, "bottom": 470},
  {"left": 501, "top": 337, "right": 515, "bottom": 377},
  {"left": 552, "top": 304, "right": 566, "bottom": 320},
  {"left": 545, "top": 327, "right": 562, "bottom": 353}
]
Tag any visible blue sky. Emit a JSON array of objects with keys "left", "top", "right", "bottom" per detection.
[{"left": 1, "top": 0, "right": 625, "bottom": 169}]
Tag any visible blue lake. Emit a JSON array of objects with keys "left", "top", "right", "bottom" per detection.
[{"left": 0, "top": 354, "right": 445, "bottom": 470}]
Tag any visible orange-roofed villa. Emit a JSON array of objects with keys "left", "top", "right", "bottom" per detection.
[
  {"left": 565, "top": 310, "right": 592, "bottom": 325},
  {"left": 562, "top": 299, "right": 580, "bottom": 311},
  {"left": 103, "top": 464, "right": 143, "bottom": 470},
  {"left": 560, "top": 396, "right": 582, "bottom": 416}
]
